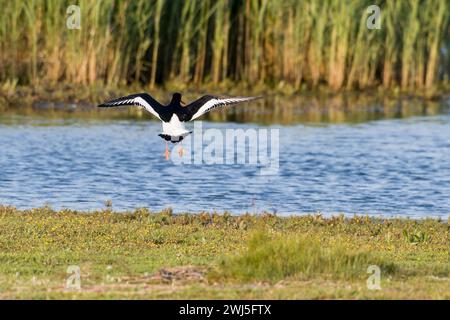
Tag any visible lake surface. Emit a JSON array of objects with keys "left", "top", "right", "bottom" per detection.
[{"left": 0, "top": 111, "right": 449, "bottom": 218}]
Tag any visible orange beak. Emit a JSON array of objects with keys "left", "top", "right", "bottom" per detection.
[{"left": 181, "top": 100, "right": 186, "bottom": 106}]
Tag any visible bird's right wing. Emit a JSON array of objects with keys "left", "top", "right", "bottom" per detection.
[
  {"left": 185, "top": 95, "right": 261, "bottom": 121},
  {"left": 98, "top": 93, "right": 163, "bottom": 120}
]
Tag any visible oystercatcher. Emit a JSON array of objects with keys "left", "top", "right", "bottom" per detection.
[{"left": 98, "top": 92, "right": 261, "bottom": 159}]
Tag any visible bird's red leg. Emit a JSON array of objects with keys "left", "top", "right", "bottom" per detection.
[
  {"left": 178, "top": 142, "right": 184, "bottom": 157},
  {"left": 165, "top": 141, "right": 170, "bottom": 160}
]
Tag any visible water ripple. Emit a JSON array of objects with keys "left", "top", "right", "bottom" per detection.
[{"left": 0, "top": 115, "right": 449, "bottom": 218}]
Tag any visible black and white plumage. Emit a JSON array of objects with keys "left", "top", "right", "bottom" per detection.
[{"left": 98, "top": 92, "right": 261, "bottom": 143}]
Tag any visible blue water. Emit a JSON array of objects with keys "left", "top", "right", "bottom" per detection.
[{"left": 0, "top": 114, "right": 449, "bottom": 218}]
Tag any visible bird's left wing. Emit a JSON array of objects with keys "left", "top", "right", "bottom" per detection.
[
  {"left": 98, "top": 93, "right": 163, "bottom": 120},
  {"left": 185, "top": 95, "right": 262, "bottom": 121}
]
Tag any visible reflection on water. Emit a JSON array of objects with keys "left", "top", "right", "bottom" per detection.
[
  {"left": 3, "top": 94, "right": 449, "bottom": 125},
  {"left": 213, "top": 95, "right": 449, "bottom": 124},
  {"left": 0, "top": 109, "right": 449, "bottom": 218}
]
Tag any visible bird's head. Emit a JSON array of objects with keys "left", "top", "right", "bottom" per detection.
[{"left": 171, "top": 92, "right": 185, "bottom": 105}]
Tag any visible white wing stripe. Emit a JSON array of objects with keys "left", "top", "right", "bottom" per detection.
[
  {"left": 191, "top": 97, "right": 256, "bottom": 120},
  {"left": 133, "top": 97, "right": 161, "bottom": 120},
  {"left": 101, "top": 96, "right": 161, "bottom": 120}
]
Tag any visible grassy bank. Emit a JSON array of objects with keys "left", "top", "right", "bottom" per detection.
[
  {"left": 0, "top": 0, "right": 448, "bottom": 91},
  {"left": 0, "top": 206, "right": 448, "bottom": 299}
]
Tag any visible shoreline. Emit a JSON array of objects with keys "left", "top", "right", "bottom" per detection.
[
  {"left": 0, "top": 205, "right": 447, "bottom": 221},
  {"left": 1, "top": 84, "right": 449, "bottom": 124},
  {"left": 0, "top": 207, "right": 448, "bottom": 299}
]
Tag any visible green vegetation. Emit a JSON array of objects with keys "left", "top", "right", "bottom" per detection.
[
  {"left": 0, "top": 206, "right": 448, "bottom": 299},
  {"left": 0, "top": 0, "right": 448, "bottom": 93},
  {"left": 214, "top": 232, "right": 397, "bottom": 282}
]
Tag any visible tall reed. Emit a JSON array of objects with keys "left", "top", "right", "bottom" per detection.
[{"left": 0, "top": 0, "right": 448, "bottom": 92}]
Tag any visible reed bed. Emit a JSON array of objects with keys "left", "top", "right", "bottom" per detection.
[{"left": 0, "top": 0, "right": 448, "bottom": 92}]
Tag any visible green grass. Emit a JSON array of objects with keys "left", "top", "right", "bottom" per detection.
[
  {"left": 213, "top": 232, "right": 397, "bottom": 282},
  {"left": 0, "top": 206, "right": 448, "bottom": 299}
]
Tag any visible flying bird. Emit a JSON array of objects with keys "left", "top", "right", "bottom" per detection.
[{"left": 98, "top": 92, "right": 261, "bottom": 159}]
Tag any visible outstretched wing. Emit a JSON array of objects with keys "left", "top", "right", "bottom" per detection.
[
  {"left": 98, "top": 93, "right": 163, "bottom": 120},
  {"left": 185, "top": 95, "right": 261, "bottom": 121}
]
